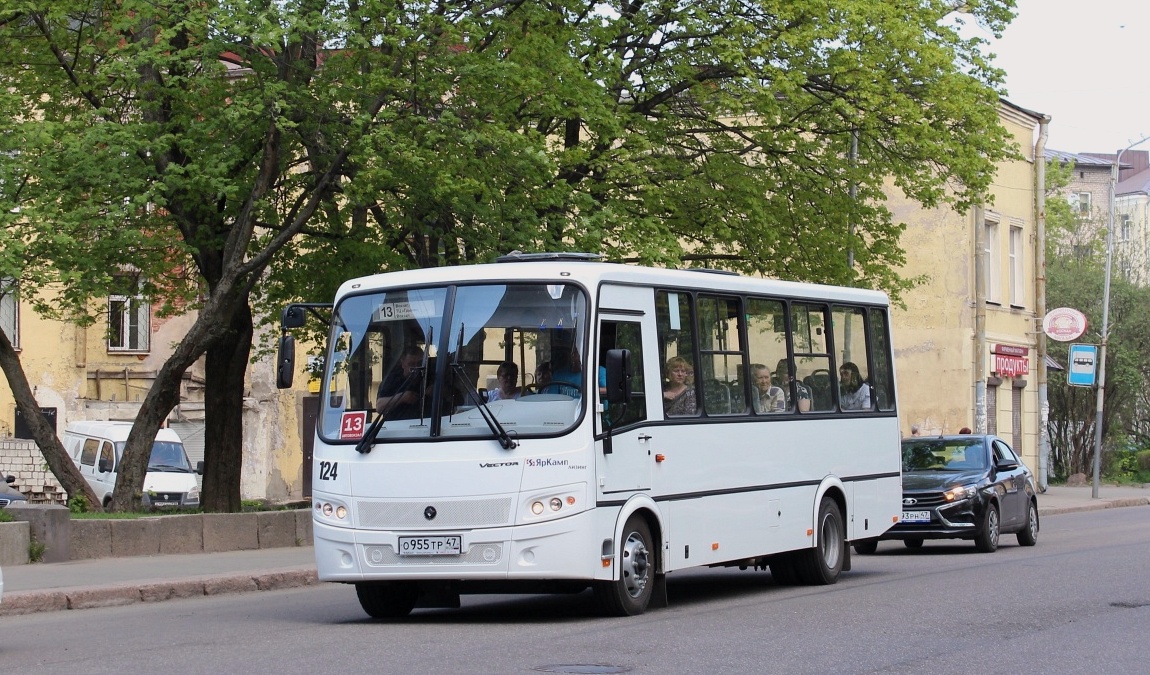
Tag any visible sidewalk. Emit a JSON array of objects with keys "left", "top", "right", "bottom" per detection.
[{"left": 2, "top": 484, "right": 1147, "bottom": 616}]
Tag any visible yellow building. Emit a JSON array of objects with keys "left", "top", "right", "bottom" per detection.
[
  {"left": 0, "top": 284, "right": 310, "bottom": 503},
  {"left": 889, "top": 99, "right": 1049, "bottom": 482}
]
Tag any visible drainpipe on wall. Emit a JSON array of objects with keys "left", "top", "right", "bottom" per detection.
[
  {"left": 974, "top": 205, "right": 987, "bottom": 433},
  {"left": 1035, "top": 115, "right": 1051, "bottom": 491}
]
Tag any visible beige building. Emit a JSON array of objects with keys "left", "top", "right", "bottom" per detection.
[
  {"left": 0, "top": 285, "right": 310, "bottom": 504},
  {"left": 889, "top": 100, "right": 1048, "bottom": 480}
]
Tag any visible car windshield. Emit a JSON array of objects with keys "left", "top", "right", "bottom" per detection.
[{"left": 902, "top": 439, "right": 986, "bottom": 472}]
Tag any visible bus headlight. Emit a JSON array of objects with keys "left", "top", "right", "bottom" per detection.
[
  {"left": 315, "top": 498, "right": 351, "bottom": 525},
  {"left": 523, "top": 488, "right": 583, "bottom": 523}
]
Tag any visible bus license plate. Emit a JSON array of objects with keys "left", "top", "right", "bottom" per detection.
[
  {"left": 901, "top": 511, "right": 931, "bottom": 523},
  {"left": 398, "top": 535, "right": 462, "bottom": 556}
]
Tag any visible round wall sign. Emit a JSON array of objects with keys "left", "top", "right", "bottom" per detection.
[{"left": 1043, "top": 307, "right": 1087, "bottom": 342}]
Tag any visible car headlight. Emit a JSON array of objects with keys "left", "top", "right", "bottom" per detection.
[
  {"left": 943, "top": 484, "right": 979, "bottom": 502},
  {"left": 187, "top": 484, "right": 201, "bottom": 501}
]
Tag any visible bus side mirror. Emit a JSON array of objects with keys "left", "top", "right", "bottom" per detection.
[
  {"left": 605, "top": 349, "right": 631, "bottom": 404},
  {"left": 276, "top": 334, "right": 296, "bottom": 389},
  {"left": 281, "top": 305, "right": 308, "bottom": 329}
]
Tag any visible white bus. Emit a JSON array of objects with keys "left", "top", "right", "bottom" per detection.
[{"left": 277, "top": 252, "right": 902, "bottom": 617}]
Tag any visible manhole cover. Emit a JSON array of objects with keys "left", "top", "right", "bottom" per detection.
[{"left": 533, "top": 666, "right": 631, "bottom": 674}]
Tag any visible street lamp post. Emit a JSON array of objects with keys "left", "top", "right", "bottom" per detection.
[{"left": 1092, "top": 135, "right": 1149, "bottom": 498}]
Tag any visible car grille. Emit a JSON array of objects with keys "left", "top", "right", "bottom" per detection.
[
  {"left": 0, "top": 497, "right": 10, "bottom": 507},
  {"left": 903, "top": 492, "right": 947, "bottom": 508}
]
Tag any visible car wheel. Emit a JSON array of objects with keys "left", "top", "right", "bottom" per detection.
[
  {"left": 974, "top": 502, "right": 1000, "bottom": 552},
  {"left": 1016, "top": 500, "right": 1039, "bottom": 547},
  {"left": 793, "top": 497, "right": 845, "bottom": 585},
  {"left": 903, "top": 538, "right": 924, "bottom": 549},
  {"left": 853, "top": 539, "right": 878, "bottom": 555},
  {"left": 355, "top": 581, "right": 419, "bottom": 619},
  {"left": 594, "top": 515, "right": 654, "bottom": 616}
]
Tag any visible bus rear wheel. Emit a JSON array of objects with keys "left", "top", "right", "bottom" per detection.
[
  {"left": 594, "top": 515, "right": 654, "bottom": 616},
  {"left": 794, "top": 496, "right": 845, "bottom": 585},
  {"left": 355, "top": 581, "right": 419, "bottom": 619}
]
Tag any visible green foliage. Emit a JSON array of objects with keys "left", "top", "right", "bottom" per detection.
[
  {"left": 0, "top": 508, "right": 12, "bottom": 523},
  {"left": 1045, "top": 157, "right": 1150, "bottom": 478},
  {"left": 28, "top": 536, "right": 45, "bottom": 563},
  {"left": 0, "top": 1, "right": 1021, "bottom": 505},
  {"left": 67, "top": 493, "right": 90, "bottom": 514}
]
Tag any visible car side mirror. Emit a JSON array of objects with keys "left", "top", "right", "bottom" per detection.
[
  {"left": 996, "top": 459, "right": 1019, "bottom": 471},
  {"left": 196, "top": 461, "right": 205, "bottom": 475},
  {"left": 98, "top": 458, "right": 113, "bottom": 473}
]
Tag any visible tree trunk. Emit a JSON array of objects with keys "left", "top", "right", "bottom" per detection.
[
  {"left": 0, "top": 327, "right": 102, "bottom": 510},
  {"left": 201, "top": 301, "right": 253, "bottom": 513}
]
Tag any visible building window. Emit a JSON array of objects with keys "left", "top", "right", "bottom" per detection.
[
  {"left": 108, "top": 280, "right": 150, "bottom": 352},
  {"left": 984, "top": 218, "right": 1000, "bottom": 303},
  {"left": 0, "top": 278, "right": 17, "bottom": 350},
  {"left": 1009, "top": 226, "right": 1024, "bottom": 306},
  {"left": 1119, "top": 214, "right": 1131, "bottom": 242},
  {"left": 1070, "top": 192, "right": 1091, "bottom": 215}
]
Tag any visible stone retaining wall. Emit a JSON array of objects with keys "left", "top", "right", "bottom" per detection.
[{"left": 0, "top": 507, "right": 312, "bottom": 565}]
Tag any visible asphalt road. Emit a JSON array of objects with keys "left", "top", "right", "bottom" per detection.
[{"left": 2, "top": 507, "right": 1148, "bottom": 675}]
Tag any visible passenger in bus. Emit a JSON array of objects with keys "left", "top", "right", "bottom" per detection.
[
  {"left": 838, "top": 361, "right": 872, "bottom": 410},
  {"left": 375, "top": 344, "right": 427, "bottom": 419},
  {"left": 551, "top": 346, "right": 583, "bottom": 387},
  {"left": 663, "top": 356, "right": 697, "bottom": 416},
  {"left": 750, "top": 364, "right": 785, "bottom": 413},
  {"left": 487, "top": 361, "right": 522, "bottom": 401},
  {"left": 775, "top": 358, "right": 812, "bottom": 412},
  {"left": 534, "top": 362, "right": 553, "bottom": 391}
]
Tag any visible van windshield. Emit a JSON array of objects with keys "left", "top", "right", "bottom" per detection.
[{"left": 115, "top": 441, "right": 195, "bottom": 472}]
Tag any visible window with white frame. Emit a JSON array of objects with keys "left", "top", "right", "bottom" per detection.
[
  {"left": 984, "top": 218, "right": 1000, "bottom": 303},
  {"left": 1120, "top": 214, "right": 1131, "bottom": 242},
  {"left": 0, "top": 278, "right": 17, "bottom": 350},
  {"left": 1009, "top": 225, "right": 1024, "bottom": 306},
  {"left": 1069, "top": 192, "right": 1091, "bottom": 215},
  {"left": 108, "top": 280, "right": 150, "bottom": 352}
]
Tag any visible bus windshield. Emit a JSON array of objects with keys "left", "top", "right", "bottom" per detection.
[{"left": 320, "top": 282, "right": 589, "bottom": 444}]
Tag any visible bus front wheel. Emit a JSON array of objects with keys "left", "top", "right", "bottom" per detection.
[
  {"left": 355, "top": 581, "right": 419, "bottom": 619},
  {"left": 594, "top": 515, "right": 654, "bottom": 616}
]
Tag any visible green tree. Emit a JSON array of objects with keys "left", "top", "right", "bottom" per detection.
[
  {"left": 1044, "top": 158, "right": 1150, "bottom": 477},
  {"left": 0, "top": 0, "right": 1018, "bottom": 510}
]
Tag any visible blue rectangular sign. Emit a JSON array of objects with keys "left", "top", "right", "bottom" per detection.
[{"left": 1067, "top": 344, "right": 1097, "bottom": 387}]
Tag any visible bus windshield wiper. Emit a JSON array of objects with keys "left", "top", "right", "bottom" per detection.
[
  {"left": 450, "top": 363, "right": 518, "bottom": 450},
  {"left": 448, "top": 325, "right": 517, "bottom": 450}
]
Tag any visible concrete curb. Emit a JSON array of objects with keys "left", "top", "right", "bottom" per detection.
[
  {"left": 1038, "top": 496, "right": 1150, "bottom": 517},
  {"left": 0, "top": 567, "right": 318, "bottom": 616}
]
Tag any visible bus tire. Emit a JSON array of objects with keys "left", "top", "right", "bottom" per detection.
[
  {"left": 853, "top": 539, "right": 878, "bottom": 555},
  {"left": 355, "top": 581, "right": 419, "bottom": 619},
  {"left": 795, "top": 497, "right": 845, "bottom": 585},
  {"left": 594, "top": 515, "right": 654, "bottom": 616}
]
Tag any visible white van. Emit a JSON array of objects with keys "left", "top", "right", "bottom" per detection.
[{"left": 63, "top": 421, "right": 203, "bottom": 509}]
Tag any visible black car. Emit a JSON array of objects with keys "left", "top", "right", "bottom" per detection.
[
  {"left": 855, "top": 434, "right": 1039, "bottom": 553},
  {"left": 1, "top": 475, "right": 27, "bottom": 508}
]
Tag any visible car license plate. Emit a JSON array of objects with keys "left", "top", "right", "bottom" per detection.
[
  {"left": 398, "top": 535, "right": 462, "bottom": 556},
  {"left": 901, "top": 510, "right": 931, "bottom": 523}
]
